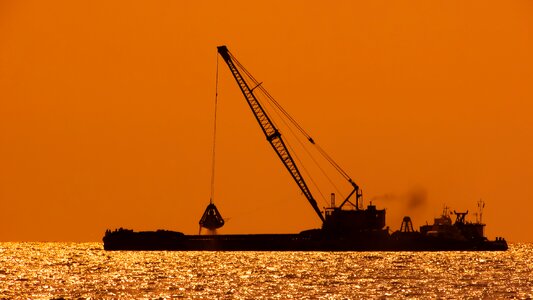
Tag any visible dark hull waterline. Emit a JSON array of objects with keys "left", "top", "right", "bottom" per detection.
[{"left": 103, "top": 229, "right": 508, "bottom": 252}]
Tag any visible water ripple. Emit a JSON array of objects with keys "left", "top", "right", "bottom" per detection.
[{"left": 0, "top": 242, "right": 531, "bottom": 298}]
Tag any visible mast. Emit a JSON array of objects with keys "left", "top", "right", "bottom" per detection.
[{"left": 217, "top": 45, "right": 325, "bottom": 223}]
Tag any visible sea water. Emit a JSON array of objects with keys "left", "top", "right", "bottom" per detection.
[{"left": 1, "top": 243, "right": 531, "bottom": 299}]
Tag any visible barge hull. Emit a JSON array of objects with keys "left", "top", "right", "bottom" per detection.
[{"left": 103, "top": 229, "right": 508, "bottom": 251}]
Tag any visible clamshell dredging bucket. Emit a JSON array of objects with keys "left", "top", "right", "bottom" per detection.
[{"left": 199, "top": 203, "right": 225, "bottom": 230}]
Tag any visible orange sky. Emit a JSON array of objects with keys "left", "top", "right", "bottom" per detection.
[{"left": 1, "top": 1, "right": 532, "bottom": 242}]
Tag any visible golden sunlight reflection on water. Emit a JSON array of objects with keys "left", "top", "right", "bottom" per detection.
[{"left": 0, "top": 243, "right": 532, "bottom": 298}]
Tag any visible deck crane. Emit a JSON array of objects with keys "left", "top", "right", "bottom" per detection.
[
  {"left": 217, "top": 46, "right": 387, "bottom": 234},
  {"left": 218, "top": 45, "right": 377, "bottom": 227}
]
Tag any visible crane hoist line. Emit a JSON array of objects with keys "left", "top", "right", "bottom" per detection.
[
  {"left": 198, "top": 47, "right": 224, "bottom": 233},
  {"left": 216, "top": 45, "right": 361, "bottom": 223}
]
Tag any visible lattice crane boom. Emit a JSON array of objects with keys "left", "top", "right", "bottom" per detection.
[{"left": 217, "top": 45, "right": 325, "bottom": 223}]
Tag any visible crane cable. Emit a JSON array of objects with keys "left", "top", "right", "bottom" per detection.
[
  {"left": 209, "top": 52, "right": 219, "bottom": 204},
  {"left": 262, "top": 94, "right": 345, "bottom": 204},
  {"left": 230, "top": 53, "right": 346, "bottom": 206},
  {"left": 229, "top": 51, "right": 355, "bottom": 186}
]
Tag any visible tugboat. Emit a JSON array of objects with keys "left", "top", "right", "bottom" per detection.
[{"left": 103, "top": 46, "right": 507, "bottom": 251}]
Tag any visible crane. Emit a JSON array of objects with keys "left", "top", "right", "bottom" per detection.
[{"left": 217, "top": 45, "right": 326, "bottom": 222}]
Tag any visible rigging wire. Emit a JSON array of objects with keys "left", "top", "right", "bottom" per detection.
[
  {"left": 283, "top": 135, "right": 328, "bottom": 205},
  {"left": 229, "top": 52, "right": 355, "bottom": 185},
  {"left": 229, "top": 60, "right": 331, "bottom": 207},
  {"left": 260, "top": 92, "right": 345, "bottom": 205},
  {"left": 209, "top": 52, "right": 219, "bottom": 204},
  {"left": 259, "top": 87, "right": 353, "bottom": 182},
  {"left": 231, "top": 52, "right": 352, "bottom": 199}
]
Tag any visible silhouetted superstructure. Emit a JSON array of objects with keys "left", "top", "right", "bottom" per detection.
[
  {"left": 419, "top": 208, "right": 486, "bottom": 242},
  {"left": 103, "top": 46, "right": 507, "bottom": 251}
]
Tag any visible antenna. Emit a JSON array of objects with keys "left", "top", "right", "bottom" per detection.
[{"left": 477, "top": 199, "right": 485, "bottom": 224}]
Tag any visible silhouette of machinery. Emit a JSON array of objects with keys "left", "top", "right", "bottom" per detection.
[
  {"left": 203, "top": 46, "right": 387, "bottom": 236},
  {"left": 400, "top": 216, "right": 415, "bottom": 233},
  {"left": 453, "top": 210, "right": 468, "bottom": 224},
  {"left": 199, "top": 203, "right": 224, "bottom": 231}
]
